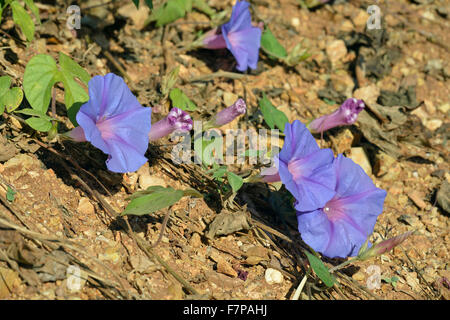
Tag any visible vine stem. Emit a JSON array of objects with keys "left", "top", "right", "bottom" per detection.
[{"left": 329, "top": 257, "right": 359, "bottom": 273}]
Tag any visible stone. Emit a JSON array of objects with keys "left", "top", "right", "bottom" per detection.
[
  {"left": 348, "top": 147, "right": 372, "bottom": 175},
  {"left": 189, "top": 232, "right": 202, "bottom": 248},
  {"left": 373, "top": 152, "right": 401, "bottom": 181},
  {"left": 353, "top": 84, "right": 380, "bottom": 105},
  {"left": 437, "top": 103, "right": 449, "bottom": 114},
  {"left": 407, "top": 191, "right": 427, "bottom": 210},
  {"left": 223, "top": 91, "right": 239, "bottom": 107},
  {"left": 333, "top": 128, "right": 354, "bottom": 154},
  {"left": 117, "top": 0, "right": 150, "bottom": 30},
  {"left": 77, "top": 198, "right": 95, "bottom": 216},
  {"left": 352, "top": 271, "right": 365, "bottom": 282},
  {"left": 216, "top": 259, "right": 237, "bottom": 278},
  {"left": 138, "top": 174, "right": 167, "bottom": 190},
  {"left": 0, "top": 267, "right": 20, "bottom": 298},
  {"left": 340, "top": 19, "right": 354, "bottom": 32},
  {"left": 265, "top": 268, "right": 283, "bottom": 285},
  {"left": 326, "top": 40, "right": 347, "bottom": 65},
  {"left": 3, "top": 154, "right": 37, "bottom": 181},
  {"left": 352, "top": 10, "right": 370, "bottom": 29},
  {"left": 424, "top": 119, "right": 442, "bottom": 131},
  {"left": 436, "top": 181, "right": 450, "bottom": 214}
]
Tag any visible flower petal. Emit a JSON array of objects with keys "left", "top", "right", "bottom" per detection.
[
  {"left": 223, "top": 0, "right": 252, "bottom": 34},
  {"left": 280, "top": 148, "right": 336, "bottom": 211},
  {"left": 279, "top": 120, "right": 319, "bottom": 163}
]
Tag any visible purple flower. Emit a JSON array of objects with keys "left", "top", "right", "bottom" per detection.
[
  {"left": 358, "top": 231, "right": 413, "bottom": 260},
  {"left": 203, "top": 1, "right": 262, "bottom": 72},
  {"left": 277, "top": 120, "right": 337, "bottom": 212},
  {"left": 205, "top": 98, "right": 246, "bottom": 129},
  {"left": 297, "top": 154, "right": 387, "bottom": 258},
  {"left": 309, "top": 98, "right": 365, "bottom": 133},
  {"left": 148, "top": 107, "right": 193, "bottom": 141},
  {"left": 71, "top": 73, "right": 152, "bottom": 173}
]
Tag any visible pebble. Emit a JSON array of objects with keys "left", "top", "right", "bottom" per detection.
[
  {"left": 326, "top": 40, "right": 347, "bottom": 65},
  {"left": 407, "top": 191, "right": 427, "bottom": 210},
  {"left": 189, "top": 232, "right": 202, "bottom": 248},
  {"left": 353, "top": 84, "right": 380, "bottom": 105},
  {"left": 352, "top": 271, "right": 365, "bottom": 282},
  {"left": 348, "top": 147, "right": 372, "bottom": 175},
  {"left": 291, "top": 17, "right": 300, "bottom": 28},
  {"left": 264, "top": 268, "right": 283, "bottom": 285},
  {"left": 216, "top": 259, "right": 237, "bottom": 278},
  {"left": 437, "top": 103, "right": 449, "bottom": 114},
  {"left": 352, "top": 9, "right": 370, "bottom": 29},
  {"left": 77, "top": 198, "right": 95, "bottom": 216},
  {"left": 223, "top": 92, "right": 239, "bottom": 107},
  {"left": 374, "top": 152, "right": 401, "bottom": 181}
]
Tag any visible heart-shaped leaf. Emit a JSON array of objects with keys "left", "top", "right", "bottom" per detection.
[
  {"left": 122, "top": 186, "right": 184, "bottom": 216},
  {"left": 259, "top": 94, "right": 289, "bottom": 132},
  {"left": 11, "top": 1, "right": 35, "bottom": 42},
  {"left": 304, "top": 251, "right": 335, "bottom": 288},
  {"left": 169, "top": 88, "right": 197, "bottom": 111}
]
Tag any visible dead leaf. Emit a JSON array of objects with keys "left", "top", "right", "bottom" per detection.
[{"left": 205, "top": 211, "right": 251, "bottom": 239}]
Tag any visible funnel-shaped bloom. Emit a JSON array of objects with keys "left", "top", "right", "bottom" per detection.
[
  {"left": 70, "top": 73, "right": 152, "bottom": 173},
  {"left": 204, "top": 98, "right": 246, "bottom": 130},
  {"left": 202, "top": 1, "right": 262, "bottom": 72},
  {"left": 278, "top": 121, "right": 336, "bottom": 212},
  {"left": 148, "top": 108, "right": 193, "bottom": 141},
  {"left": 358, "top": 231, "right": 414, "bottom": 260},
  {"left": 297, "top": 154, "right": 387, "bottom": 258},
  {"left": 309, "top": 98, "right": 365, "bottom": 133}
]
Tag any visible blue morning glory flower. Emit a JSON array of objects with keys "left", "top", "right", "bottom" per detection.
[
  {"left": 70, "top": 73, "right": 152, "bottom": 173},
  {"left": 203, "top": 0, "right": 262, "bottom": 72},
  {"left": 297, "top": 154, "right": 387, "bottom": 258},
  {"left": 277, "top": 120, "right": 337, "bottom": 212}
]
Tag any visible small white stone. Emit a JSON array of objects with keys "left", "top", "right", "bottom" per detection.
[
  {"left": 291, "top": 17, "right": 300, "bottom": 28},
  {"left": 265, "top": 268, "right": 284, "bottom": 285}
]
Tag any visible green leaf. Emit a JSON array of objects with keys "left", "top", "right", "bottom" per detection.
[
  {"left": 211, "top": 167, "right": 227, "bottom": 180},
  {"left": 122, "top": 186, "right": 184, "bottom": 216},
  {"left": 25, "top": 117, "right": 52, "bottom": 132},
  {"left": 132, "top": 0, "right": 153, "bottom": 9},
  {"left": 10, "top": 0, "right": 35, "bottom": 42},
  {"left": 161, "top": 66, "right": 180, "bottom": 97},
  {"left": 304, "top": 251, "right": 335, "bottom": 288},
  {"left": 0, "top": 76, "right": 11, "bottom": 93},
  {"left": 152, "top": 0, "right": 190, "bottom": 27},
  {"left": 169, "top": 88, "right": 197, "bottom": 111},
  {"left": 182, "top": 189, "right": 203, "bottom": 198},
  {"left": 227, "top": 171, "right": 243, "bottom": 193},
  {"left": 261, "top": 28, "right": 287, "bottom": 60},
  {"left": 6, "top": 186, "right": 16, "bottom": 202},
  {"left": 3, "top": 87, "right": 23, "bottom": 112},
  {"left": 58, "top": 52, "right": 90, "bottom": 125},
  {"left": 145, "top": 0, "right": 153, "bottom": 9},
  {"left": 23, "top": 0, "right": 40, "bottom": 24},
  {"left": 23, "top": 54, "right": 59, "bottom": 113},
  {"left": 23, "top": 53, "right": 90, "bottom": 125},
  {"left": 192, "top": 0, "right": 215, "bottom": 17},
  {"left": 259, "top": 94, "right": 289, "bottom": 132},
  {"left": 0, "top": 76, "right": 23, "bottom": 113},
  {"left": 15, "top": 108, "right": 53, "bottom": 121}
]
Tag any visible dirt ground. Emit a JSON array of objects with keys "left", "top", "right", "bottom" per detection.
[{"left": 0, "top": 0, "right": 449, "bottom": 300}]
